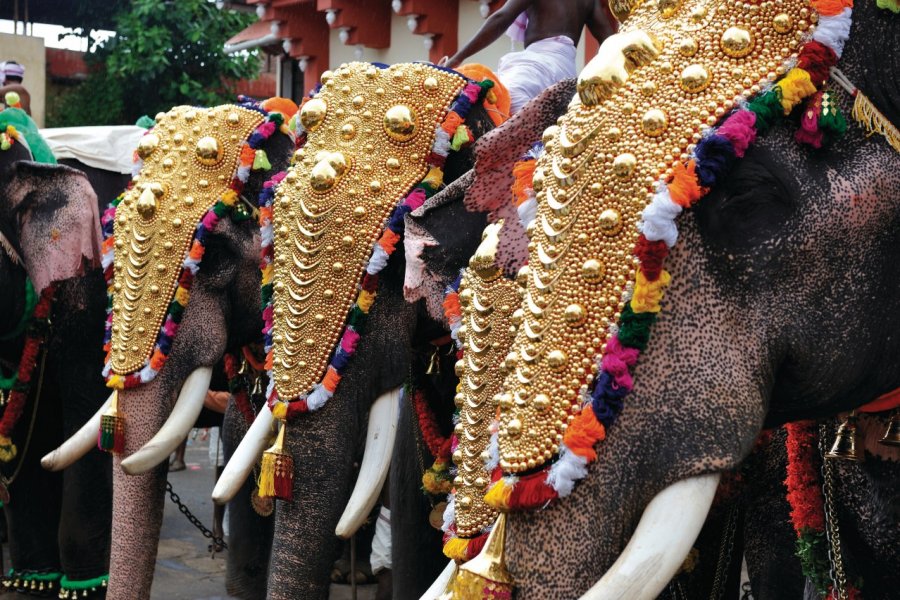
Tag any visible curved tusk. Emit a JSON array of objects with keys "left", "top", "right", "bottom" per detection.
[
  {"left": 40, "top": 392, "right": 115, "bottom": 472},
  {"left": 579, "top": 473, "right": 721, "bottom": 600},
  {"left": 120, "top": 367, "right": 213, "bottom": 475},
  {"left": 335, "top": 387, "right": 401, "bottom": 539},
  {"left": 212, "top": 403, "right": 275, "bottom": 505},
  {"left": 419, "top": 560, "right": 457, "bottom": 600}
]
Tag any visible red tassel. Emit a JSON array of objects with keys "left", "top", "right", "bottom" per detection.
[
  {"left": 258, "top": 421, "right": 293, "bottom": 501},
  {"left": 507, "top": 470, "right": 558, "bottom": 510},
  {"left": 98, "top": 391, "right": 125, "bottom": 454}
]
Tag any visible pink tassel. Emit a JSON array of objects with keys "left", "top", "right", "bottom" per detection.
[
  {"left": 795, "top": 92, "right": 824, "bottom": 149},
  {"left": 340, "top": 329, "right": 360, "bottom": 353},
  {"left": 404, "top": 188, "right": 428, "bottom": 211}
]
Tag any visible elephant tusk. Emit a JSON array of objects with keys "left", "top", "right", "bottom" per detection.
[
  {"left": 419, "top": 560, "right": 457, "bottom": 600},
  {"left": 335, "top": 387, "right": 401, "bottom": 539},
  {"left": 578, "top": 473, "right": 721, "bottom": 600},
  {"left": 211, "top": 403, "right": 275, "bottom": 505},
  {"left": 40, "top": 392, "right": 115, "bottom": 472},
  {"left": 120, "top": 367, "right": 213, "bottom": 475}
]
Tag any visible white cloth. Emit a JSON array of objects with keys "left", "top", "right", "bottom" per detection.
[
  {"left": 39, "top": 125, "right": 145, "bottom": 174},
  {"left": 505, "top": 12, "right": 528, "bottom": 43},
  {"left": 497, "top": 36, "right": 577, "bottom": 114},
  {"left": 208, "top": 427, "right": 225, "bottom": 468},
  {"left": 369, "top": 506, "right": 392, "bottom": 574}
]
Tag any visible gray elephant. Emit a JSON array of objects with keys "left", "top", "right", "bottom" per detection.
[
  {"left": 42, "top": 100, "right": 296, "bottom": 600},
  {"left": 421, "top": 0, "right": 900, "bottom": 598},
  {"left": 0, "top": 135, "right": 112, "bottom": 597}
]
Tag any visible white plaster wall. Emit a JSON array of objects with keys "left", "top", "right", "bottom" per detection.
[{"left": 0, "top": 32, "right": 46, "bottom": 127}]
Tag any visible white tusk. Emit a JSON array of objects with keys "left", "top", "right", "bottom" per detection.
[
  {"left": 335, "top": 387, "right": 401, "bottom": 538},
  {"left": 579, "top": 473, "right": 721, "bottom": 600},
  {"left": 120, "top": 367, "right": 213, "bottom": 475},
  {"left": 211, "top": 403, "right": 275, "bottom": 505},
  {"left": 419, "top": 560, "right": 457, "bottom": 600},
  {"left": 40, "top": 392, "right": 115, "bottom": 472}
]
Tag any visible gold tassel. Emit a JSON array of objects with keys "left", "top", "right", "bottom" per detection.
[
  {"left": 98, "top": 390, "right": 125, "bottom": 454},
  {"left": 852, "top": 92, "right": 900, "bottom": 154},
  {"left": 258, "top": 420, "right": 293, "bottom": 501},
  {"left": 451, "top": 513, "right": 514, "bottom": 598}
]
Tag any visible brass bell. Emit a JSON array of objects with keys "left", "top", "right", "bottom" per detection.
[
  {"left": 825, "top": 414, "right": 860, "bottom": 461},
  {"left": 251, "top": 376, "right": 264, "bottom": 398},
  {"left": 237, "top": 359, "right": 249, "bottom": 376},
  {"left": 879, "top": 412, "right": 900, "bottom": 447}
]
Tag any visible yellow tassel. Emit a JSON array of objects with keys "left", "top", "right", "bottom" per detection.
[
  {"left": 258, "top": 451, "right": 277, "bottom": 497},
  {"left": 852, "top": 92, "right": 900, "bottom": 154},
  {"left": 357, "top": 289, "right": 376, "bottom": 313},
  {"left": 630, "top": 269, "right": 672, "bottom": 313},
  {"left": 779, "top": 68, "right": 817, "bottom": 115},
  {"left": 483, "top": 479, "right": 512, "bottom": 510},
  {"left": 451, "top": 514, "right": 513, "bottom": 598},
  {"left": 443, "top": 537, "right": 470, "bottom": 561},
  {"left": 258, "top": 421, "right": 293, "bottom": 500},
  {"left": 271, "top": 401, "right": 287, "bottom": 420}
]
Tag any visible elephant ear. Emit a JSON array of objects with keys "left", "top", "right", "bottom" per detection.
[{"left": 7, "top": 161, "right": 102, "bottom": 293}]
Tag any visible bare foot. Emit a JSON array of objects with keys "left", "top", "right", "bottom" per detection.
[{"left": 170, "top": 459, "right": 186, "bottom": 472}]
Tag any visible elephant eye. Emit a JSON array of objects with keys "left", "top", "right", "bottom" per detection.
[{"left": 694, "top": 154, "right": 796, "bottom": 251}]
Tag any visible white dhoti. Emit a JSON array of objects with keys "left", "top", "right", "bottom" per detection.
[
  {"left": 496, "top": 36, "right": 577, "bottom": 114},
  {"left": 369, "top": 506, "right": 392, "bottom": 574}
]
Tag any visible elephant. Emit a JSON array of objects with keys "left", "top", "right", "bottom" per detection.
[
  {"left": 0, "top": 139, "right": 112, "bottom": 597},
  {"left": 213, "top": 63, "right": 502, "bottom": 599},
  {"left": 41, "top": 100, "right": 297, "bottom": 600},
  {"left": 435, "top": 1, "right": 900, "bottom": 598}
]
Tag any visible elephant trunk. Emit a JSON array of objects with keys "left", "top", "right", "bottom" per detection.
[{"left": 106, "top": 377, "right": 173, "bottom": 600}]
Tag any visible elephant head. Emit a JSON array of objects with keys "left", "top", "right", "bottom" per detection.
[
  {"left": 417, "top": 1, "right": 900, "bottom": 598},
  {"left": 42, "top": 101, "right": 296, "bottom": 600},
  {"left": 216, "top": 62, "right": 499, "bottom": 599}
]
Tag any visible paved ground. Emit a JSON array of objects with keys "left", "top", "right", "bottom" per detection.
[{"left": 1, "top": 431, "right": 373, "bottom": 600}]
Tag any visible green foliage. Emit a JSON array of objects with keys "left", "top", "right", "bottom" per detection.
[{"left": 51, "top": 0, "right": 258, "bottom": 126}]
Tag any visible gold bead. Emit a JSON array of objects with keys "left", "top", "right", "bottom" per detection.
[
  {"left": 137, "top": 135, "right": 160, "bottom": 161},
  {"left": 386, "top": 157, "right": 400, "bottom": 170},
  {"left": 773, "top": 13, "right": 793, "bottom": 34},
  {"left": 300, "top": 98, "right": 328, "bottom": 132},
  {"left": 641, "top": 108, "right": 668, "bottom": 137},
  {"left": 598, "top": 209, "right": 623, "bottom": 236},
  {"left": 353, "top": 206, "right": 366, "bottom": 219},
  {"left": 340, "top": 123, "right": 356, "bottom": 141},
  {"left": 383, "top": 105, "right": 417, "bottom": 142},
  {"left": 677, "top": 37, "right": 698, "bottom": 57},
  {"left": 657, "top": 0, "right": 680, "bottom": 18},
  {"left": 721, "top": 26, "right": 754, "bottom": 58},
  {"left": 564, "top": 304, "right": 587, "bottom": 327},
  {"left": 423, "top": 76, "right": 439, "bottom": 92},
  {"left": 310, "top": 160, "right": 337, "bottom": 192},
  {"left": 547, "top": 350, "right": 567, "bottom": 371},
  {"left": 612, "top": 153, "right": 637, "bottom": 179},
  {"left": 533, "top": 394, "right": 550, "bottom": 411},
  {"left": 226, "top": 112, "right": 241, "bottom": 125},
  {"left": 680, "top": 64, "right": 711, "bottom": 93},
  {"left": 607, "top": 127, "right": 621, "bottom": 142},
  {"left": 369, "top": 180, "right": 382, "bottom": 194},
  {"left": 507, "top": 418, "right": 522, "bottom": 437}
]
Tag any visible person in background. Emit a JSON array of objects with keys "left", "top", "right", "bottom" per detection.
[
  {"left": 440, "top": 0, "right": 615, "bottom": 115},
  {"left": 0, "top": 62, "right": 31, "bottom": 115}
]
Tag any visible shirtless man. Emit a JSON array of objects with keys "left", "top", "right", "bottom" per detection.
[
  {"left": 440, "top": 0, "right": 615, "bottom": 114},
  {"left": 0, "top": 62, "right": 32, "bottom": 115}
]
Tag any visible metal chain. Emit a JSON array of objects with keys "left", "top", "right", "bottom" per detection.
[
  {"left": 0, "top": 347, "right": 48, "bottom": 490},
  {"left": 165, "top": 480, "right": 228, "bottom": 550},
  {"left": 818, "top": 422, "right": 848, "bottom": 600}
]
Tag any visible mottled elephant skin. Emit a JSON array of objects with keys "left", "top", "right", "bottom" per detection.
[
  {"left": 0, "top": 154, "right": 112, "bottom": 589},
  {"left": 503, "top": 5, "right": 900, "bottom": 598},
  {"left": 266, "top": 105, "right": 495, "bottom": 600},
  {"left": 105, "top": 130, "right": 294, "bottom": 600}
]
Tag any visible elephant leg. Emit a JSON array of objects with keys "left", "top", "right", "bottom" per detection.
[
  {"left": 223, "top": 402, "right": 274, "bottom": 600},
  {"left": 389, "top": 398, "right": 446, "bottom": 600},
  {"left": 4, "top": 382, "right": 64, "bottom": 582},
  {"left": 58, "top": 451, "right": 112, "bottom": 581}
]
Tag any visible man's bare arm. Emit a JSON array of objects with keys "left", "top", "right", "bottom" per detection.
[
  {"left": 441, "top": 0, "right": 535, "bottom": 68},
  {"left": 587, "top": 0, "right": 617, "bottom": 44}
]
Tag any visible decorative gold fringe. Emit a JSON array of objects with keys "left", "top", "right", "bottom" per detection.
[
  {"left": 852, "top": 92, "right": 900, "bottom": 154},
  {"left": 451, "top": 514, "right": 513, "bottom": 599}
]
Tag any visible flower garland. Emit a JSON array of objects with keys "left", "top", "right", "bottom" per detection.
[
  {"left": 485, "top": 0, "right": 855, "bottom": 512},
  {"left": 784, "top": 421, "right": 862, "bottom": 598},
  {"left": 223, "top": 351, "right": 257, "bottom": 427},
  {"left": 0, "top": 283, "right": 55, "bottom": 462},
  {"left": 101, "top": 108, "right": 286, "bottom": 391},
  {"left": 412, "top": 387, "right": 454, "bottom": 496},
  {"left": 264, "top": 77, "right": 495, "bottom": 422}
]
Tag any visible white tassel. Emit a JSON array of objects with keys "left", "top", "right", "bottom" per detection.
[
  {"left": 812, "top": 9, "right": 852, "bottom": 58},
  {"left": 484, "top": 431, "right": 500, "bottom": 472},
  {"left": 366, "top": 244, "right": 389, "bottom": 275},
  {"left": 517, "top": 195, "right": 538, "bottom": 230},
  {"left": 547, "top": 445, "right": 588, "bottom": 497},
  {"left": 306, "top": 384, "right": 331, "bottom": 411},
  {"left": 639, "top": 186, "right": 681, "bottom": 248},
  {"left": 442, "top": 494, "right": 456, "bottom": 532}
]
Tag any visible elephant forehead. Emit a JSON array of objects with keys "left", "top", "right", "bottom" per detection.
[
  {"left": 109, "top": 105, "right": 264, "bottom": 376},
  {"left": 269, "top": 62, "right": 466, "bottom": 401},
  {"left": 497, "top": 0, "right": 812, "bottom": 472}
]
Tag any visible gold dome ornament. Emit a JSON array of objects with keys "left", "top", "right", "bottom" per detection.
[
  {"left": 137, "top": 133, "right": 160, "bottom": 159},
  {"left": 300, "top": 98, "right": 328, "bottom": 132},
  {"left": 136, "top": 183, "right": 164, "bottom": 220},
  {"left": 720, "top": 27, "right": 755, "bottom": 58},
  {"left": 195, "top": 136, "right": 223, "bottom": 166},
  {"left": 383, "top": 104, "right": 417, "bottom": 142}
]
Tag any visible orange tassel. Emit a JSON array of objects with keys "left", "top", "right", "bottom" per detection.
[
  {"left": 563, "top": 409, "right": 606, "bottom": 461},
  {"left": 667, "top": 161, "right": 706, "bottom": 208}
]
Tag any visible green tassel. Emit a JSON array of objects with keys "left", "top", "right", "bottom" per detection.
[
  {"left": 450, "top": 125, "right": 473, "bottom": 151},
  {"left": 253, "top": 149, "right": 272, "bottom": 171},
  {"left": 746, "top": 89, "right": 784, "bottom": 134},
  {"left": 818, "top": 91, "right": 847, "bottom": 143}
]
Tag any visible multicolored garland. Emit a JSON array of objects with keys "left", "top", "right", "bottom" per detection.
[
  {"left": 784, "top": 421, "right": 862, "bottom": 598},
  {"left": 0, "top": 283, "right": 55, "bottom": 461},
  {"left": 485, "top": 0, "right": 856, "bottom": 512},
  {"left": 412, "top": 387, "right": 453, "bottom": 496},
  {"left": 263, "top": 76, "right": 494, "bottom": 422}
]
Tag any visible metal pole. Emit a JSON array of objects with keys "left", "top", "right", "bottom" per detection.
[{"left": 350, "top": 533, "right": 358, "bottom": 600}]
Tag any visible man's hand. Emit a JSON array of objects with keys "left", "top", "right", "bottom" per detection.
[{"left": 438, "top": 56, "right": 450, "bottom": 67}]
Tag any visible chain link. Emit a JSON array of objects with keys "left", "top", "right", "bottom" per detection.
[
  {"left": 818, "top": 423, "right": 848, "bottom": 600},
  {"left": 165, "top": 480, "right": 228, "bottom": 551},
  {"left": 709, "top": 503, "right": 740, "bottom": 600}
]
